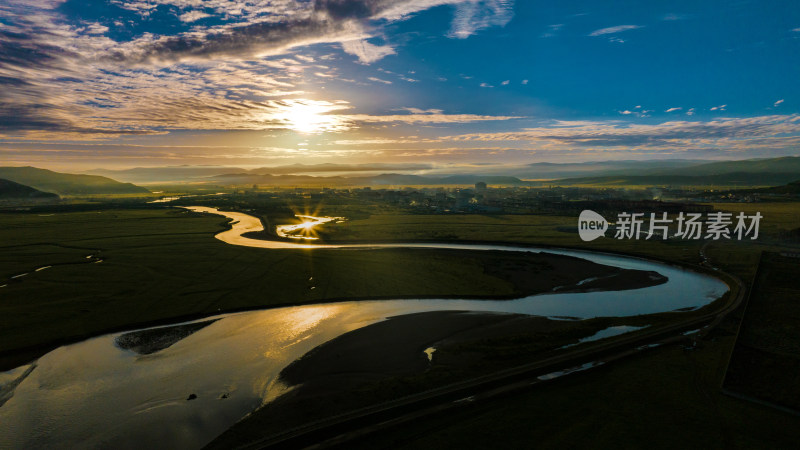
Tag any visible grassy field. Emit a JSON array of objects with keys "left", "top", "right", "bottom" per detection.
[
  {"left": 215, "top": 200, "right": 800, "bottom": 449},
  {"left": 315, "top": 213, "right": 707, "bottom": 264},
  {"left": 345, "top": 326, "right": 800, "bottom": 449},
  {"left": 0, "top": 208, "right": 516, "bottom": 364},
  {"left": 5, "top": 202, "right": 794, "bottom": 368},
  {"left": 723, "top": 252, "right": 800, "bottom": 412},
  {"left": 3, "top": 199, "right": 799, "bottom": 448},
  {"left": 0, "top": 206, "right": 657, "bottom": 369}
]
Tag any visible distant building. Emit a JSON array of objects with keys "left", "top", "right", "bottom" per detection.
[{"left": 475, "top": 181, "right": 487, "bottom": 192}]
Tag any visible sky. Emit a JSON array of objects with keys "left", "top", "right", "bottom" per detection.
[{"left": 0, "top": 0, "right": 799, "bottom": 172}]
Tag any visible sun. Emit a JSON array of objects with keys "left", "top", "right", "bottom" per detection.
[
  {"left": 277, "top": 99, "right": 350, "bottom": 134},
  {"left": 284, "top": 103, "right": 326, "bottom": 133}
]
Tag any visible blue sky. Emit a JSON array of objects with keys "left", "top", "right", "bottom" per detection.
[{"left": 0, "top": 0, "right": 798, "bottom": 170}]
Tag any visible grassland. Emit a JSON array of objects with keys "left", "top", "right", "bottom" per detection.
[
  {"left": 213, "top": 200, "right": 800, "bottom": 449},
  {"left": 3, "top": 199, "right": 799, "bottom": 448},
  {"left": 723, "top": 252, "right": 800, "bottom": 412},
  {"left": 0, "top": 207, "right": 656, "bottom": 369},
  {"left": 343, "top": 324, "right": 800, "bottom": 449}
]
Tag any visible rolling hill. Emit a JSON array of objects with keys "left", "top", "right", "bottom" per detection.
[
  {"left": 0, "top": 167, "right": 150, "bottom": 195},
  {"left": 0, "top": 178, "right": 59, "bottom": 200},
  {"left": 551, "top": 157, "right": 800, "bottom": 187},
  {"left": 550, "top": 172, "right": 800, "bottom": 187},
  {"left": 649, "top": 156, "right": 800, "bottom": 177}
]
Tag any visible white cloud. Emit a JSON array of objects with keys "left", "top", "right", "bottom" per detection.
[
  {"left": 521, "top": 79, "right": 528, "bottom": 85},
  {"left": 341, "top": 39, "right": 397, "bottom": 64},
  {"left": 430, "top": 115, "right": 800, "bottom": 155},
  {"left": 342, "top": 112, "right": 521, "bottom": 124},
  {"left": 710, "top": 104, "right": 727, "bottom": 111},
  {"left": 367, "top": 77, "right": 393, "bottom": 85},
  {"left": 178, "top": 10, "right": 211, "bottom": 23},
  {"left": 501, "top": 80, "right": 510, "bottom": 85},
  {"left": 449, "top": 0, "right": 514, "bottom": 39},
  {"left": 774, "top": 99, "right": 785, "bottom": 107},
  {"left": 480, "top": 82, "right": 493, "bottom": 88},
  {"left": 686, "top": 108, "right": 695, "bottom": 116},
  {"left": 541, "top": 23, "right": 563, "bottom": 38},
  {"left": 589, "top": 25, "right": 643, "bottom": 36},
  {"left": 665, "top": 107, "right": 682, "bottom": 112}
]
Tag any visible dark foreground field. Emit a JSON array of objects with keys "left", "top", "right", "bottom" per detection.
[
  {"left": 0, "top": 207, "right": 659, "bottom": 370},
  {"left": 2, "top": 201, "right": 799, "bottom": 449},
  {"left": 723, "top": 252, "right": 800, "bottom": 412}
]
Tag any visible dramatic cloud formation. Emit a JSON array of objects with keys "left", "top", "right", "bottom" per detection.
[
  {"left": 0, "top": 0, "right": 516, "bottom": 138},
  {"left": 1, "top": 1, "right": 798, "bottom": 168}
]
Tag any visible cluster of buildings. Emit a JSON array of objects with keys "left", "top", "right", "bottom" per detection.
[{"left": 232, "top": 183, "right": 729, "bottom": 215}]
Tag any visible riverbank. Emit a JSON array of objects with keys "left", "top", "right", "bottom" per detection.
[
  {"left": 0, "top": 209, "right": 666, "bottom": 372},
  {"left": 206, "top": 310, "right": 666, "bottom": 448}
]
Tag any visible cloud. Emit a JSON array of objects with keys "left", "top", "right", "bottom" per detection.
[
  {"left": 178, "top": 10, "right": 211, "bottom": 23},
  {"left": 686, "top": 108, "right": 695, "bottom": 116},
  {"left": 710, "top": 104, "right": 727, "bottom": 111},
  {"left": 367, "top": 76, "right": 393, "bottom": 84},
  {"left": 341, "top": 39, "right": 396, "bottom": 64},
  {"left": 589, "top": 25, "right": 643, "bottom": 36},
  {"left": 774, "top": 99, "right": 785, "bottom": 107},
  {"left": 541, "top": 23, "right": 563, "bottom": 38},
  {"left": 480, "top": 82, "right": 493, "bottom": 87},
  {"left": 501, "top": 80, "right": 510, "bottom": 85},
  {"left": 341, "top": 112, "right": 521, "bottom": 124},
  {"left": 665, "top": 107, "right": 682, "bottom": 112},
  {"left": 431, "top": 115, "right": 800, "bottom": 151},
  {"left": 521, "top": 79, "right": 528, "bottom": 85},
  {"left": 0, "top": 0, "right": 520, "bottom": 138},
  {"left": 104, "top": 1, "right": 514, "bottom": 65},
  {"left": 448, "top": 0, "right": 514, "bottom": 39}
]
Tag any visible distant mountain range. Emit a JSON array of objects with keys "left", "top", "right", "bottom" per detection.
[
  {"left": 87, "top": 163, "right": 434, "bottom": 184},
  {"left": 212, "top": 172, "right": 528, "bottom": 186},
  {"left": 0, "top": 178, "right": 59, "bottom": 200},
  {"left": 87, "top": 166, "right": 248, "bottom": 184},
  {"left": 551, "top": 172, "right": 800, "bottom": 187},
  {"left": 504, "top": 159, "right": 709, "bottom": 179},
  {"left": 551, "top": 157, "right": 800, "bottom": 187},
  {"left": 79, "top": 157, "right": 800, "bottom": 188},
  {"left": 0, "top": 167, "right": 149, "bottom": 195}
]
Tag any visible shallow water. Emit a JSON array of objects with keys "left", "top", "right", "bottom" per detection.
[{"left": 0, "top": 207, "right": 729, "bottom": 449}]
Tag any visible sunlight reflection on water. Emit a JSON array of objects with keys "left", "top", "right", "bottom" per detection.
[{"left": 0, "top": 207, "right": 730, "bottom": 450}]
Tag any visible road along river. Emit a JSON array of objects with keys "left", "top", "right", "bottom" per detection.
[{"left": 0, "top": 207, "right": 729, "bottom": 450}]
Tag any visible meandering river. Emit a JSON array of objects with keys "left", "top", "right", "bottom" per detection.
[{"left": 0, "top": 207, "right": 729, "bottom": 449}]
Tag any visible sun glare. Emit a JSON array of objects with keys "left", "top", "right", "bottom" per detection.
[{"left": 276, "top": 99, "right": 350, "bottom": 134}]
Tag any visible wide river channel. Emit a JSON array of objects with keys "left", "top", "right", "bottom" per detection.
[{"left": 0, "top": 207, "right": 729, "bottom": 449}]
